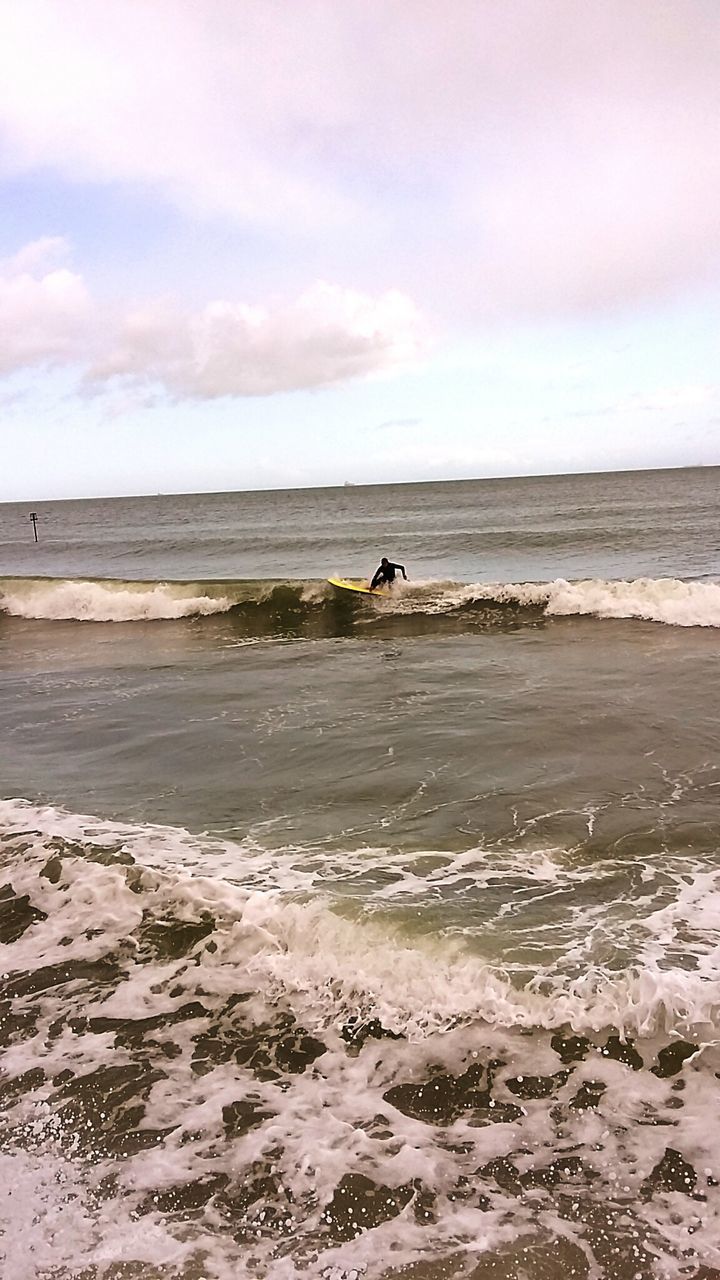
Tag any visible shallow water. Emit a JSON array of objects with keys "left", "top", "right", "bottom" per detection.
[{"left": 1, "top": 468, "right": 720, "bottom": 1279}]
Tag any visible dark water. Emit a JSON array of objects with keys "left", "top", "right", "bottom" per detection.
[{"left": 1, "top": 468, "right": 720, "bottom": 1279}]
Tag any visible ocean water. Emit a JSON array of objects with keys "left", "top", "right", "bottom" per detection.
[{"left": 1, "top": 466, "right": 720, "bottom": 1280}]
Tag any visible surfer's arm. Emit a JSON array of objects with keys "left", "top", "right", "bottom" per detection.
[
  {"left": 394, "top": 563, "right": 408, "bottom": 580},
  {"left": 369, "top": 566, "right": 383, "bottom": 590}
]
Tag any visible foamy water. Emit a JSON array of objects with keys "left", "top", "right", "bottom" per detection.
[
  {"left": 0, "top": 577, "right": 233, "bottom": 621},
  {"left": 2, "top": 800, "right": 720, "bottom": 1279},
  {"left": 3, "top": 572, "right": 720, "bottom": 628},
  {"left": 2, "top": 471, "right": 720, "bottom": 1277}
]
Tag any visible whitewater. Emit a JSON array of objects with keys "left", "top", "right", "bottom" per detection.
[
  {"left": 3, "top": 572, "right": 720, "bottom": 628},
  {"left": 2, "top": 468, "right": 720, "bottom": 1279},
  {"left": 2, "top": 797, "right": 720, "bottom": 1279}
]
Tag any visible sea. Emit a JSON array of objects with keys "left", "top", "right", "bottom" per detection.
[{"left": 1, "top": 466, "right": 720, "bottom": 1280}]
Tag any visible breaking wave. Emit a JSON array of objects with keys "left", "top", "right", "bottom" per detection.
[
  {"left": 2, "top": 799, "right": 720, "bottom": 1278},
  {"left": 0, "top": 576, "right": 234, "bottom": 622},
  {"left": 2, "top": 573, "right": 720, "bottom": 629},
  {"left": 2, "top": 796, "right": 720, "bottom": 1042}
]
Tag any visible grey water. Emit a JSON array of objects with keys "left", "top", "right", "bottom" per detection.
[
  {"left": 2, "top": 465, "right": 720, "bottom": 1279},
  {"left": 1, "top": 465, "right": 719, "bottom": 581}
]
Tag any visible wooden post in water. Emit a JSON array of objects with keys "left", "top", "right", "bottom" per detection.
[{"left": 29, "top": 511, "right": 38, "bottom": 542}]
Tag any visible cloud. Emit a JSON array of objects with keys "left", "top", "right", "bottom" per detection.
[
  {"left": 0, "top": 2, "right": 719, "bottom": 314},
  {"left": 0, "top": 240, "right": 93, "bottom": 374},
  {"left": 0, "top": 242, "right": 424, "bottom": 397},
  {"left": 0, "top": 1, "right": 356, "bottom": 231},
  {"left": 0, "top": 236, "right": 70, "bottom": 274},
  {"left": 88, "top": 282, "right": 423, "bottom": 398}
]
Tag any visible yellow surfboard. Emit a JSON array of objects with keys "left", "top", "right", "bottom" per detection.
[{"left": 327, "top": 577, "right": 390, "bottom": 597}]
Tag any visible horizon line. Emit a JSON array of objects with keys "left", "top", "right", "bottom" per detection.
[{"left": 1, "top": 459, "right": 717, "bottom": 507}]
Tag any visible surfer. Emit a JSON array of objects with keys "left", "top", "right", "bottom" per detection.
[{"left": 370, "top": 557, "right": 408, "bottom": 590}]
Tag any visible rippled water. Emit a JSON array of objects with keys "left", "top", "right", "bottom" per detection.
[{"left": 1, "top": 468, "right": 720, "bottom": 1279}]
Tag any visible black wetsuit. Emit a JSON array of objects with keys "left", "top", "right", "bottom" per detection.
[{"left": 370, "top": 561, "right": 407, "bottom": 590}]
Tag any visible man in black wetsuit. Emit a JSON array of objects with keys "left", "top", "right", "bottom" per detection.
[{"left": 369, "top": 557, "right": 408, "bottom": 590}]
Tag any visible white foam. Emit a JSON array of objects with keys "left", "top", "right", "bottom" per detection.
[
  {"left": 438, "top": 576, "right": 720, "bottom": 628},
  {"left": 3, "top": 798, "right": 720, "bottom": 1040},
  {"left": 374, "top": 574, "right": 720, "bottom": 628},
  {"left": 0, "top": 578, "right": 233, "bottom": 622},
  {"left": 4, "top": 799, "right": 720, "bottom": 1278},
  {"left": 0, "top": 1104, "right": 205, "bottom": 1280},
  {"left": 2, "top": 572, "right": 719, "bottom": 627},
  {"left": 543, "top": 576, "right": 720, "bottom": 628}
]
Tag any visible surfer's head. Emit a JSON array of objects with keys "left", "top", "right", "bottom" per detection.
[{"left": 381, "top": 557, "right": 389, "bottom": 566}]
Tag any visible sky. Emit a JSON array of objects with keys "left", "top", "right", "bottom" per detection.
[{"left": 1, "top": 0, "right": 720, "bottom": 500}]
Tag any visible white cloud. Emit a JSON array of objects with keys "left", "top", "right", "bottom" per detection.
[
  {"left": 0, "top": 243, "right": 424, "bottom": 396},
  {"left": 0, "top": 235, "right": 69, "bottom": 275},
  {"left": 88, "top": 282, "right": 423, "bottom": 398},
  {"left": 0, "top": 2, "right": 356, "bottom": 231},
  {"left": 0, "top": 239, "right": 93, "bottom": 374},
  {"left": 0, "top": 2, "right": 719, "bottom": 313}
]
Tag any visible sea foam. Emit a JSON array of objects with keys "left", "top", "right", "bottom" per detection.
[
  {"left": 2, "top": 573, "right": 720, "bottom": 627},
  {"left": 3, "top": 798, "right": 720, "bottom": 1279},
  {"left": 396, "top": 575, "right": 720, "bottom": 628},
  {"left": 2, "top": 797, "right": 719, "bottom": 1040},
  {"left": 0, "top": 577, "right": 232, "bottom": 621}
]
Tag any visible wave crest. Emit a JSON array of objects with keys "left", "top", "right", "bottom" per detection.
[
  {"left": 2, "top": 797, "right": 719, "bottom": 1039},
  {"left": 0, "top": 577, "right": 232, "bottom": 621},
  {"left": 1, "top": 573, "right": 720, "bottom": 627}
]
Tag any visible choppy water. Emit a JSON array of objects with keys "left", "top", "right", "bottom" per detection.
[{"left": 1, "top": 468, "right": 720, "bottom": 1280}]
